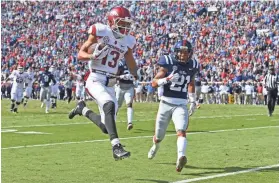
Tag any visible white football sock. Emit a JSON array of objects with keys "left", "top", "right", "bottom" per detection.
[
  {"left": 177, "top": 136, "right": 187, "bottom": 159},
  {"left": 82, "top": 107, "right": 90, "bottom": 116},
  {"left": 46, "top": 101, "right": 50, "bottom": 111},
  {"left": 127, "top": 107, "right": 133, "bottom": 124},
  {"left": 111, "top": 138, "right": 120, "bottom": 147}
]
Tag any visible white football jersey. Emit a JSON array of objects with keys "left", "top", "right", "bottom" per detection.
[
  {"left": 75, "top": 74, "right": 84, "bottom": 88},
  {"left": 51, "top": 70, "right": 60, "bottom": 83},
  {"left": 9, "top": 70, "right": 28, "bottom": 89},
  {"left": 87, "top": 23, "right": 136, "bottom": 83},
  {"left": 26, "top": 72, "right": 35, "bottom": 87}
]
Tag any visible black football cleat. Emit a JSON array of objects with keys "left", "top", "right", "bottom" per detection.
[
  {"left": 13, "top": 108, "right": 18, "bottom": 113},
  {"left": 68, "top": 100, "right": 86, "bottom": 119},
  {"left": 113, "top": 144, "right": 131, "bottom": 161}
]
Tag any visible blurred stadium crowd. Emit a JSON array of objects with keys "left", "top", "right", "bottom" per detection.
[{"left": 1, "top": 1, "right": 279, "bottom": 104}]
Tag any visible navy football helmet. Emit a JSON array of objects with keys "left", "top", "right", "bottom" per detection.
[{"left": 174, "top": 40, "right": 193, "bottom": 63}]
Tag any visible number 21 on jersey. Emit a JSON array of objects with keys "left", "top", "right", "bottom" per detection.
[{"left": 170, "top": 75, "right": 190, "bottom": 92}]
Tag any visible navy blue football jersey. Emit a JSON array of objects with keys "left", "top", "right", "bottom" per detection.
[
  {"left": 158, "top": 55, "right": 199, "bottom": 99},
  {"left": 39, "top": 71, "right": 56, "bottom": 87},
  {"left": 118, "top": 60, "right": 133, "bottom": 85}
]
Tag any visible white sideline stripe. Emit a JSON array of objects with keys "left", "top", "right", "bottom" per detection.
[
  {"left": 2, "top": 125, "right": 278, "bottom": 150},
  {"left": 171, "top": 164, "right": 279, "bottom": 183},
  {"left": 1, "top": 113, "right": 267, "bottom": 129}
]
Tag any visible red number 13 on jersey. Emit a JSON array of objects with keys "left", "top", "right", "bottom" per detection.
[{"left": 101, "top": 51, "right": 120, "bottom": 68}]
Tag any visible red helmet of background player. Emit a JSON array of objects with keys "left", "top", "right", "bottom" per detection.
[{"left": 107, "top": 6, "right": 133, "bottom": 38}]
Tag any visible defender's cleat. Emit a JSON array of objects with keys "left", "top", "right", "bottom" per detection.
[
  {"left": 127, "top": 123, "right": 133, "bottom": 130},
  {"left": 176, "top": 156, "right": 187, "bottom": 172},
  {"left": 148, "top": 143, "right": 160, "bottom": 159},
  {"left": 68, "top": 100, "right": 86, "bottom": 119},
  {"left": 45, "top": 110, "right": 49, "bottom": 114},
  {"left": 13, "top": 108, "right": 18, "bottom": 113},
  {"left": 113, "top": 144, "right": 130, "bottom": 160}
]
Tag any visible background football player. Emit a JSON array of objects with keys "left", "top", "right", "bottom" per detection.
[
  {"left": 50, "top": 65, "right": 60, "bottom": 108},
  {"left": 6, "top": 64, "right": 28, "bottom": 113},
  {"left": 115, "top": 59, "right": 135, "bottom": 130},
  {"left": 39, "top": 65, "right": 56, "bottom": 113},
  {"left": 148, "top": 40, "right": 199, "bottom": 172},
  {"left": 68, "top": 6, "right": 138, "bottom": 160},
  {"left": 23, "top": 67, "right": 35, "bottom": 107}
]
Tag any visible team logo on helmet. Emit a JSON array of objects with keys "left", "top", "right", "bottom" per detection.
[
  {"left": 109, "top": 10, "right": 119, "bottom": 17},
  {"left": 103, "top": 36, "right": 110, "bottom": 44}
]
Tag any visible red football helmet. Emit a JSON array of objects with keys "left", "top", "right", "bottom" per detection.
[{"left": 107, "top": 6, "right": 133, "bottom": 37}]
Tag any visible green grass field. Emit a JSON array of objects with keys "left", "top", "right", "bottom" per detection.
[{"left": 1, "top": 99, "right": 279, "bottom": 183}]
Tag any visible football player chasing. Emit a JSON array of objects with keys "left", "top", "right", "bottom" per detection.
[
  {"left": 23, "top": 67, "right": 35, "bottom": 107},
  {"left": 115, "top": 59, "right": 135, "bottom": 130},
  {"left": 68, "top": 6, "right": 137, "bottom": 160},
  {"left": 39, "top": 65, "right": 56, "bottom": 113},
  {"left": 148, "top": 40, "right": 199, "bottom": 172},
  {"left": 6, "top": 65, "right": 28, "bottom": 113},
  {"left": 50, "top": 65, "right": 60, "bottom": 109}
]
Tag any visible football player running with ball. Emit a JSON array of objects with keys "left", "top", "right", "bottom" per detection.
[
  {"left": 148, "top": 40, "right": 199, "bottom": 172},
  {"left": 68, "top": 6, "right": 137, "bottom": 160}
]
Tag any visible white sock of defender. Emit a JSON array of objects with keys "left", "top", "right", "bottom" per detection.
[
  {"left": 127, "top": 107, "right": 133, "bottom": 124},
  {"left": 46, "top": 101, "right": 50, "bottom": 111},
  {"left": 111, "top": 138, "right": 120, "bottom": 147},
  {"left": 177, "top": 136, "right": 187, "bottom": 158}
]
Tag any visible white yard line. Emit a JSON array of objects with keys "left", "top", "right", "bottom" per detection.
[
  {"left": 1, "top": 113, "right": 268, "bottom": 129},
  {"left": 2, "top": 125, "right": 278, "bottom": 150},
  {"left": 171, "top": 164, "right": 279, "bottom": 183}
]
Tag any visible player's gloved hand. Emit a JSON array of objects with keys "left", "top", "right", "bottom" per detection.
[
  {"left": 167, "top": 72, "right": 180, "bottom": 83},
  {"left": 157, "top": 71, "right": 179, "bottom": 86},
  {"left": 188, "top": 93, "right": 196, "bottom": 116},
  {"left": 91, "top": 43, "right": 109, "bottom": 60}
]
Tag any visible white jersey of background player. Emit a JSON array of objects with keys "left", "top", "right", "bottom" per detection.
[
  {"left": 115, "top": 59, "right": 135, "bottom": 130},
  {"left": 8, "top": 65, "right": 28, "bottom": 113},
  {"left": 50, "top": 65, "right": 60, "bottom": 108},
  {"left": 69, "top": 6, "right": 138, "bottom": 160},
  {"left": 73, "top": 73, "right": 85, "bottom": 100},
  {"left": 23, "top": 67, "right": 35, "bottom": 107}
]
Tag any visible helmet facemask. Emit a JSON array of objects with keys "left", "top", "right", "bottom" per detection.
[
  {"left": 18, "top": 67, "right": 24, "bottom": 74},
  {"left": 110, "top": 17, "right": 133, "bottom": 38},
  {"left": 175, "top": 47, "right": 193, "bottom": 64}
]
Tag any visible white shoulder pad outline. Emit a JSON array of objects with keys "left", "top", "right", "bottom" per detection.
[{"left": 164, "top": 55, "right": 174, "bottom": 65}]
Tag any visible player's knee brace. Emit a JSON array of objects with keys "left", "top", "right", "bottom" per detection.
[
  {"left": 177, "top": 130, "right": 186, "bottom": 137},
  {"left": 127, "top": 103, "right": 132, "bottom": 108}
]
